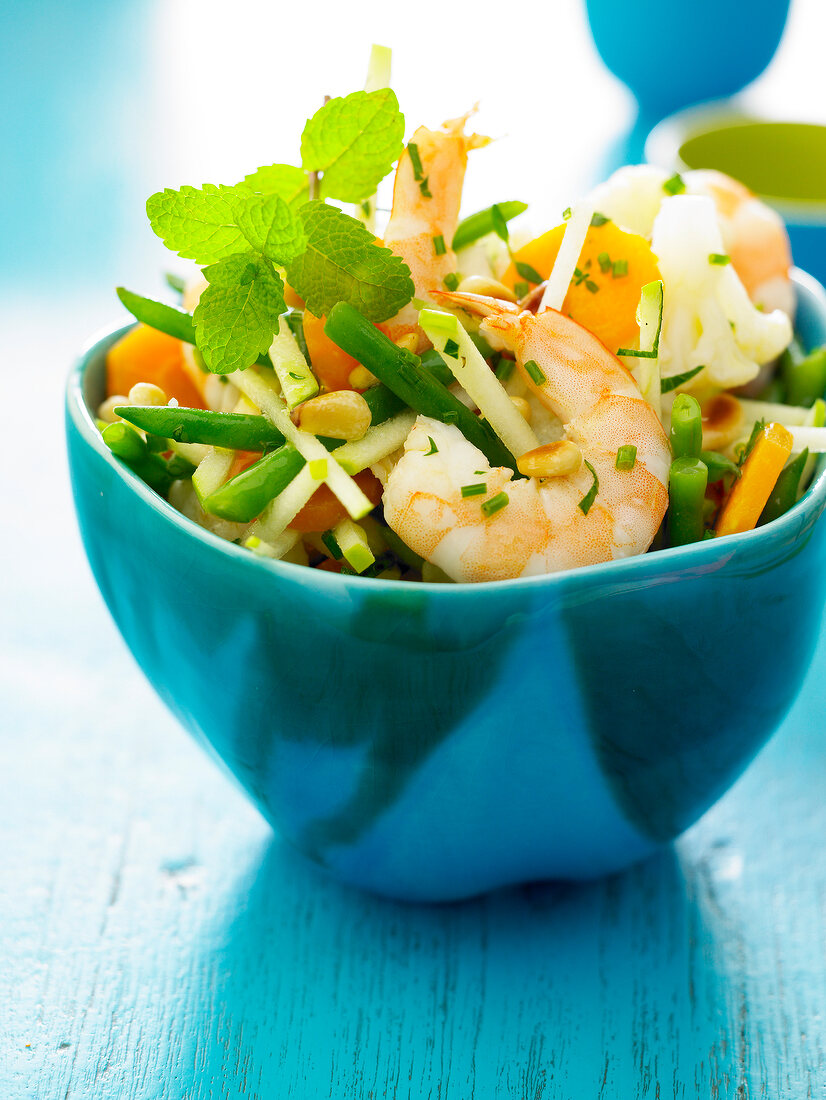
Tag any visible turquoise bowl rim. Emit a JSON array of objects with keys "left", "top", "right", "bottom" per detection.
[
  {"left": 645, "top": 102, "right": 826, "bottom": 225},
  {"left": 67, "top": 266, "right": 826, "bottom": 600}
]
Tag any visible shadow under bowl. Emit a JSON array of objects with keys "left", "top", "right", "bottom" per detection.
[
  {"left": 646, "top": 104, "right": 826, "bottom": 287},
  {"left": 66, "top": 271, "right": 826, "bottom": 902}
]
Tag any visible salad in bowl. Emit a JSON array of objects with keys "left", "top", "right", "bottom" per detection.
[{"left": 67, "top": 50, "right": 826, "bottom": 899}]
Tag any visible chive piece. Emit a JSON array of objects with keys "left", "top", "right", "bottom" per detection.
[
  {"left": 709, "top": 253, "right": 731, "bottom": 266},
  {"left": 611, "top": 259, "right": 628, "bottom": 278},
  {"left": 444, "top": 338, "right": 460, "bottom": 359},
  {"left": 419, "top": 177, "right": 432, "bottom": 199},
  {"left": 425, "top": 436, "right": 438, "bottom": 455},
  {"left": 407, "top": 142, "right": 424, "bottom": 181},
  {"left": 461, "top": 482, "right": 487, "bottom": 498},
  {"left": 660, "top": 364, "right": 705, "bottom": 393},
  {"left": 495, "top": 357, "right": 515, "bottom": 383},
  {"left": 514, "top": 281, "right": 530, "bottom": 298},
  {"left": 573, "top": 266, "right": 588, "bottom": 286},
  {"left": 597, "top": 252, "right": 612, "bottom": 274},
  {"left": 433, "top": 234, "right": 447, "bottom": 256},
  {"left": 584, "top": 279, "right": 600, "bottom": 293},
  {"left": 321, "top": 530, "right": 343, "bottom": 560},
  {"left": 515, "top": 261, "right": 544, "bottom": 285},
  {"left": 590, "top": 212, "right": 610, "bottom": 227},
  {"left": 474, "top": 469, "right": 486, "bottom": 475},
  {"left": 361, "top": 200, "right": 371, "bottom": 217},
  {"left": 524, "top": 359, "right": 546, "bottom": 386},
  {"left": 562, "top": 206, "right": 572, "bottom": 220},
  {"left": 577, "top": 461, "right": 599, "bottom": 515},
  {"left": 443, "top": 272, "right": 459, "bottom": 291},
  {"left": 481, "top": 491, "right": 509, "bottom": 518},
  {"left": 663, "top": 173, "right": 685, "bottom": 196},
  {"left": 490, "top": 204, "right": 510, "bottom": 243},
  {"left": 615, "top": 445, "right": 637, "bottom": 471}
]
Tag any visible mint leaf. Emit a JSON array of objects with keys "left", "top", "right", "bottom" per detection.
[
  {"left": 194, "top": 254, "right": 285, "bottom": 374},
  {"left": 234, "top": 193, "right": 306, "bottom": 265},
  {"left": 300, "top": 89, "right": 404, "bottom": 203},
  {"left": 146, "top": 184, "right": 248, "bottom": 264},
  {"left": 242, "top": 163, "right": 309, "bottom": 207},
  {"left": 286, "top": 201, "right": 413, "bottom": 322}
]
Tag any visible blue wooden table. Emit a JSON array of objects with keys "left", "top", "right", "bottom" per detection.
[{"left": 3, "top": 3, "right": 826, "bottom": 1096}]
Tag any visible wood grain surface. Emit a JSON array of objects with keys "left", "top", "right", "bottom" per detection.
[{"left": 2, "top": 306, "right": 825, "bottom": 1099}]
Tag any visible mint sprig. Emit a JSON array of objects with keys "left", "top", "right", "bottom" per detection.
[
  {"left": 242, "top": 163, "right": 309, "bottom": 207},
  {"left": 235, "top": 193, "right": 306, "bottom": 264},
  {"left": 286, "top": 201, "right": 414, "bottom": 322},
  {"left": 194, "top": 254, "right": 286, "bottom": 375},
  {"left": 301, "top": 89, "right": 405, "bottom": 203},
  {"left": 147, "top": 184, "right": 249, "bottom": 264}
]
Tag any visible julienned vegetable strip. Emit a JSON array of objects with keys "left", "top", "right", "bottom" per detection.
[
  {"left": 268, "top": 317, "right": 319, "bottom": 408},
  {"left": 192, "top": 448, "right": 235, "bottom": 505},
  {"left": 232, "top": 368, "right": 374, "bottom": 521},
  {"left": 419, "top": 308, "right": 539, "bottom": 458},
  {"left": 252, "top": 465, "right": 319, "bottom": 541},
  {"left": 540, "top": 201, "right": 593, "bottom": 312},
  {"left": 715, "top": 423, "right": 793, "bottom": 537},
  {"left": 324, "top": 302, "right": 519, "bottom": 472},
  {"left": 452, "top": 201, "right": 528, "bottom": 252},
  {"left": 332, "top": 518, "right": 375, "bottom": 573},
  {"left": 667, "top": 457, "right": 708, "bottom": 546},
  {"left": 203, "top": 443, "right": 306, "bottom": 522}
]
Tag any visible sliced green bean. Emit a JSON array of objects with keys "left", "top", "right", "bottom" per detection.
[
  {"left": 759, "top": 448, "right": 809, "bottom": 525},
  {"left": 670, "top": 394, "right": 703, "bottom": 459},
  {"left": 202, "top": 444, "right": 306, "bottom": 522},
  {"left": 700, "top": 450, "right": 740, "bottom": 483},
  {"left": 117, "top": 287, "right": 197, "bottom": 343},
  {"left": 102, "top": 420, "right": 148, "bottom": 462},
  {"left": 115, "top": 406, "right": 284, "bottom": 451},
  {"left": 782, "top": 344, "right": 826, "bottom": 408},
  {"left": 324, "top": 303, "right": 517, "bottom": 472},
  {"left": 452, "top": 201, "right": 528, "bottom": 252},
  {"left": 667, "top": 456, "right": 708, "bottom": 546}
]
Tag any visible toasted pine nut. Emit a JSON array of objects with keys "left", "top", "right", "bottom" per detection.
[
  {"left": 128, "top": 382, "right": 168, "bottom": 406},
  {"left": 295, "top": 390, "right": 372, "bottom": 441},
  {"left": 517, "top": 440, "right": 583, "bottom": 478},
  {"left": 701, "top": 393, "right": 744, "bottom": 451},
  {"left": 348, "top": 365, "right": 379, "bottom": 390},
  {"left": 510, "top": 396, "right": 532, "bottom": 422},
  {"left": 457, "top": 275, "right": 518, "bottom": 303},
  {"left": 97, "top": 395, "right": 129, "bottom": 422},
  {"left": 395, "top": 333, "right": 419, "bottom": 353}
]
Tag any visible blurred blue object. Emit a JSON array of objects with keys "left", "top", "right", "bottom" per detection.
[
  {"left": 585, "top": 0, "right": 791, "bottom": 118},
  {"left": 67, "top": 271, "right": 826, "bottom": 902}
]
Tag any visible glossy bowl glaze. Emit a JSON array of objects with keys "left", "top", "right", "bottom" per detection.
[{"left": 67, "top": 270, "right": 826, "bottom": 902}]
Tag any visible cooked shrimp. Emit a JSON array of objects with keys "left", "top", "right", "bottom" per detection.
[
  {"left": 383, "top": 296, "right": 670, "bottom": 582},
  {"left": 382, "top": 113, "right": 487, "bottom": 347},
  {"left": 684, "top": 169, "right": 794, "bottom": 317}
]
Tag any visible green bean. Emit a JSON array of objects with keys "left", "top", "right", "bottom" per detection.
[
  {"left": 377, "top": 522, "right": 425, "bottom": 571},
  {"left": 700, "top": 450, "right": 740, "bottom": 483},
  {"left": 102, "top": 420, "right": 147, "bottom": 462},
  {"left": 667, "top": 457, "right": 709, "bottom": 546},
  {"left": 758, "top": 448, "right": 809, "bottom": 525},
  {"left": 202, "top": 444, "right": 307, "bottom": 522},
  {"left": 115, "top": 405, "right": 284, "bottom": 451},
  {"left": 782, "top": 345, "right": 826, "bottom": 408},
  {"left": 116, "top": 287, "right": 197, "bottom": 343},
  {"left": 670, "top": 393, "right": 703, "bottom": 459},
  {"left": 452, "top": 201, "right": 528, "bottom": 252},
  {"left": 324, "top": 303, "right": 518, "bottom": 472}
]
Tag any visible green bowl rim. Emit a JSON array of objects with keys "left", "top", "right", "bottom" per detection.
[
  {"left": 645, "top": 102, "right": 826, "bottom": 223},
  {"left": 67, "top": 269, "right": 826, "bottom": 597}
]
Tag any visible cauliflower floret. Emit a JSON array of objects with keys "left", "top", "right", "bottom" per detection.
[
  {"left": 588, "top": 164, "right": 671, "bottom": 237},
  {"left": 652, "top": 195, "right": 792, "bottom": 390}
]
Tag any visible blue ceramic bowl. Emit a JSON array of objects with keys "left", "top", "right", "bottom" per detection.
[
  {"left": 67, "top": 270, "right": 826, "bottom": 902},
  {"left": 646, "top": 103, "right": 826, "bottom": 288}
]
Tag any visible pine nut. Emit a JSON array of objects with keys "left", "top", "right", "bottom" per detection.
[
  {"left": 348, "top": 365, "right": 379, "bottom": 390},
  {"left": 395, "top": 333, "right": 419, "bottom": 353},
  {"left": 517, "top": 440, "right": 583, "bottom": 478},
  {"left": 128, "top": 382, "right": 168, "bottom": 406},
  {"left": 97, "top": 395, "right": 129, "bottom": 422},
  {"left": 295, "top": 390, "right": 372, "bottom": 441},
  {"left": 457, "top": 275, "right": 518, "bottom": 303},
  {"left": 510, "top": 396, "right": 532, "bottom": 422}
]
